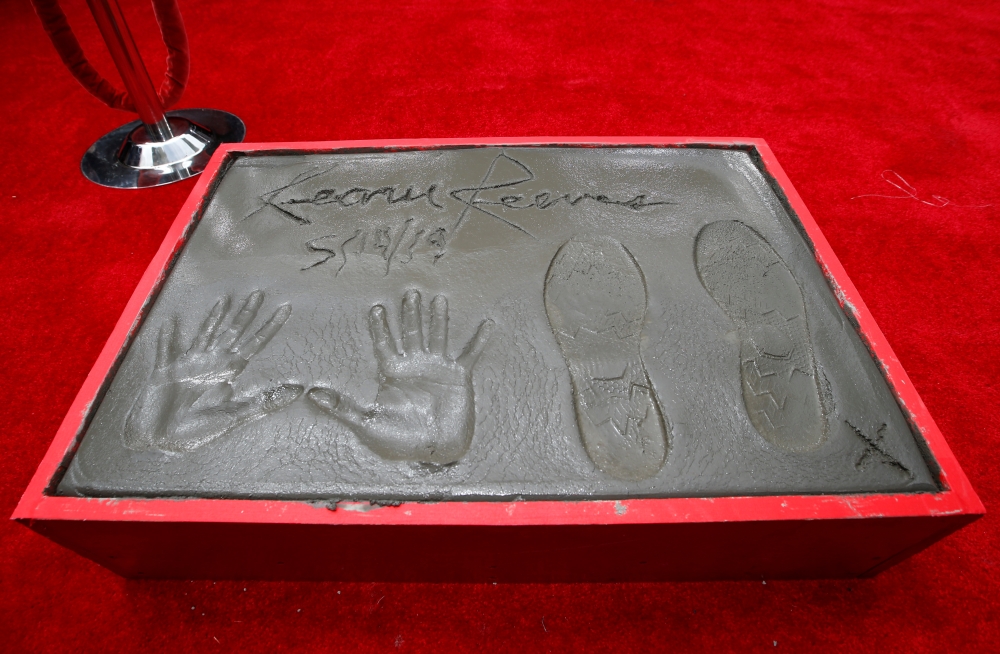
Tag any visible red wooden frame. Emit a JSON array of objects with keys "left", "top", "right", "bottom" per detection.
[{"left": 12, "top": 138, "right": 984, "bottom": 581}]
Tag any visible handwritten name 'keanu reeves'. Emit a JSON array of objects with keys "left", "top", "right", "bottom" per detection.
[{"left": 284, "top": 152, "right": 674, "bottom": 230}]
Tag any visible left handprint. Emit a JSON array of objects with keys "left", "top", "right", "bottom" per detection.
[{"left": 124, "top": 291, "right": 302, "bottom": 452}]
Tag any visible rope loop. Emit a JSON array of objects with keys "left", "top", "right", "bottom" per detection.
[{"left": 31, "top": 0, "right": 189, "bottom": 112}]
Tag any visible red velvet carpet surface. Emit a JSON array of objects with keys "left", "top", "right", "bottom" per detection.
[{"left": 2, "top": 0, "right": 998, "bottom": 651}]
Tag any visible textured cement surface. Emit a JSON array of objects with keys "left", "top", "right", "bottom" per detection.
[{"left": 58, "top": 146, "right": 935, "bottom": 500}]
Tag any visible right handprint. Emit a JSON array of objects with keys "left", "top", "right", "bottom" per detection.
[{"left": 307, "top": 290, "right": 493, "bottom": 464}]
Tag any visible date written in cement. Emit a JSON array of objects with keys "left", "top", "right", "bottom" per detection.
[{"left": 254, "top": 151, "right": 675, "bottom": 275}]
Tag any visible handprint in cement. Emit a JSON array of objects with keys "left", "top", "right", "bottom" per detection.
[
  {"left": 124, "top": 291, "right": 303, "bottom": 452},
  {"left": 308, "top": 290, "right": 494, "bottom": 464}
]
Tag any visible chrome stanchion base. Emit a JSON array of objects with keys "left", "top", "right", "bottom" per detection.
[{"left": 81, "top": 108, "right": 245, "bottom": 189}]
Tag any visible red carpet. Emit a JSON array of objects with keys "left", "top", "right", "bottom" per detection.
[{"left": 2, "top": 0, "right": 998, "bottom": 651}]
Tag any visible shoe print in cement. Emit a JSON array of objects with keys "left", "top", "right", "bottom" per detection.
[
  {"left": 695, "top": 220, "right": 826, "bottom": 452},
  {"left": 544, "top": 236, "right": 670, "bottom": 480}
]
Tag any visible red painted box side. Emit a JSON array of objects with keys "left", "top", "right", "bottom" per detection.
[{"left": 12, "top": 138, "right": 984, "bottom": 581}]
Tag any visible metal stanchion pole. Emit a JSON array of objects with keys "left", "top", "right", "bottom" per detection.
[
  {"left": 80, "top": 0, "right": 245, "bottom": 189},
  {"left": 86, "top": 0, "right": 174, "bottom": 140}
]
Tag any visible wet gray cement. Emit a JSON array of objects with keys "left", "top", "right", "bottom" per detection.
[{"left": 58, "top": 146, "right": 937, "bottom": 500}]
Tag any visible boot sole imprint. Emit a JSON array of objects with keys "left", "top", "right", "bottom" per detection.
[
  {"left": 695, "top": 220, "right": 826, "bottom": 452},
  {"left": 544, "top": 236, "right": 669, "bottom": 480}
]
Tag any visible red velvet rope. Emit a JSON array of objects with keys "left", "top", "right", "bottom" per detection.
[{"left": 30, "top": 0, "right": 189, "bottom": 112}]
